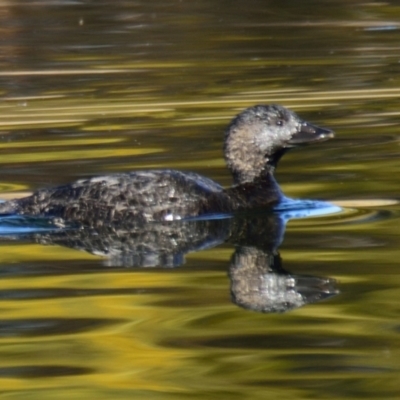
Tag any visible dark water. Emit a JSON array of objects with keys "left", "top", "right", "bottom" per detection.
[{"left": 0, "top": 1, "right": 400, "bottom": 399}]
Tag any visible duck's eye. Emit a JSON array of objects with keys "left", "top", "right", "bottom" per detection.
[{"left": 276, "top": 120, "right": 284, "bottom": 126}]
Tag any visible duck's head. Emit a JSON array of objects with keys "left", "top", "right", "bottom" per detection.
[{"left": 224, "top": 104, "right": 334, "bottom": 184}]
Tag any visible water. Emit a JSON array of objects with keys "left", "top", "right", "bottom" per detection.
[{"left": 0, "top": 0, "right": 400, "bottom": 399}]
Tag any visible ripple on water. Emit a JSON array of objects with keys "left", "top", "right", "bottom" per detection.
[{"left": 0, "top": 317, "right": 125, "bottom": 338}]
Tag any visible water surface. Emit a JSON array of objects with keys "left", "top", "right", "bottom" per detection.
[{"left": 0, "top": 1, "right": 400, "bottom": 399}]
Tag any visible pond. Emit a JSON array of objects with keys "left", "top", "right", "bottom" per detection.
[{"left": 0, "top": 1, "right": 400, "bottom": 399}]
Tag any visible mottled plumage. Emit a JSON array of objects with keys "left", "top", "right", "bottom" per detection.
[{"left": 0, "top": 105, "right": 333, "bottom": 227}]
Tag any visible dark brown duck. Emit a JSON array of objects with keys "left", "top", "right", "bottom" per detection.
[{"left": 0, "top": 105, "right": 334, "bottom": 227}]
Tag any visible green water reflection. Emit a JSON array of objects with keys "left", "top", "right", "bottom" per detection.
[{"left": 0, "top": 0, "right": 399, "bottom": 399}]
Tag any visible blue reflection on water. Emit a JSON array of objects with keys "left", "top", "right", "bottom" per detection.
[
  {"left": 364, "top": 26, "right": 399, "bottom": 31},
  {"left": 0, "top": 198, "right": 342, "bottom": 235},
  {"left": 0, "top": 215, "right": 59, "bottom": 235},
  {"left": 274, "top": 197, "right": 342, "bottom": 223},
  {"left": 185, "top": 198, "right": 342, "bottom": 223}
]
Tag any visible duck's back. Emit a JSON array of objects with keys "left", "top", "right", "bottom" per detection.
[{"left": 0, "top": 170, "right": 231, "bottom": 227}]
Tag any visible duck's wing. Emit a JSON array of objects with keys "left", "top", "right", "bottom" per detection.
[{"left": 2, "top": 170, "right": 227, "bottom": 226}]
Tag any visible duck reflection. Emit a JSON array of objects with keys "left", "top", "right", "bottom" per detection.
[
  {"left": 226, "top": 214, "right": 338, "bottom": 313},
  {"left": 229, "top": 245, "right": 336, "bottom": 313},
  {"left": 3, "top": 205, "right": 338, "bottom": 313}
]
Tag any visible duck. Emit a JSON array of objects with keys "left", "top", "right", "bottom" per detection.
[{"left": 0, "top": 105, "right": 334, "bottom": 227}]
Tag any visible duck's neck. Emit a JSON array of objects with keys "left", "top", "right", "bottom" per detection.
[{"left": 224, "top": 169, "right": 284, "bottom": 211}]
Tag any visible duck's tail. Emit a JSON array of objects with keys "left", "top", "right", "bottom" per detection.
[{"left": 0, "top": 200, "right": 19, "bottom": 215}]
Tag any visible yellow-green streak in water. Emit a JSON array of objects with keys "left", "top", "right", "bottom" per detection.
[{"left": 0, "top": 1, "right": 399, "bottom": 399}]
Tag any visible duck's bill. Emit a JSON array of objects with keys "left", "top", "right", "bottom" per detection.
[{"left": 288, "top": 121, "right": 334, "bottom": 146}]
